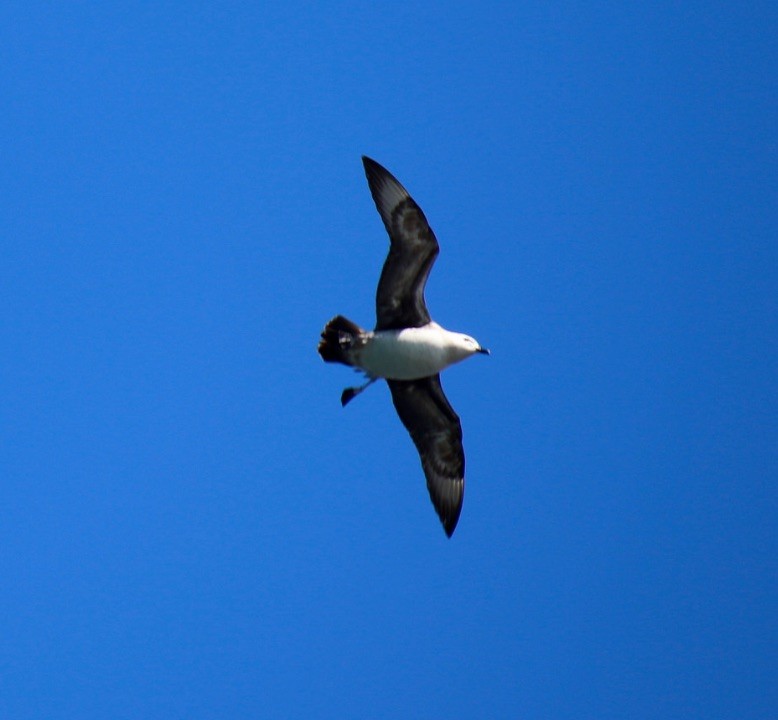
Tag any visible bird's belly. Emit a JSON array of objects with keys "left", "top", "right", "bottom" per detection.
[{"left": 357, "top": 328, "right": 452, "bottom": 380}]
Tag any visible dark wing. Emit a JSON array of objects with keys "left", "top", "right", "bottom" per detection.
[
  {"left": 362, "top": 156, "right": 439, "bottom": 331},
  {"left": 387, "top": 375, "right": 464, "bottom": 537}
]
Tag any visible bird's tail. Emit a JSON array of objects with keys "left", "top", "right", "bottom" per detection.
[{"left": 318, "top": 315, "right": 365, "bottom": 366}]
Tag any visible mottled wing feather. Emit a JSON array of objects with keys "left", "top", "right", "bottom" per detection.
[
  {"left": 387, "top": 375, "right": 464, "bottom": 537},
  {"left": 362, "top": 157, "right": 439, "bottom": 331}
]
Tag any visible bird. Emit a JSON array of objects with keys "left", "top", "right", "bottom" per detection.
[{"left": 318, "top": 156, "right": 489, "bottom": 537}]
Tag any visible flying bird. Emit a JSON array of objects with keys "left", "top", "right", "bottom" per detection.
[{"left": 318, "top": 157, "right": 489, "bottom": 537}]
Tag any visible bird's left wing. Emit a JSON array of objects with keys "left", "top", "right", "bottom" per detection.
[{"left": 363, "top": 157, "right": 439, "bottom": 331}]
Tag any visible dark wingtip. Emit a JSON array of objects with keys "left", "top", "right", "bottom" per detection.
[
  {"left": 362, "top": 155, "right": 387, "bottom": 185},
  {"left": 439, "top": 483, "right": 464, "bottom": 537},
  {"left": 442, "top": 511, "right": 461, "bottom": 537}
]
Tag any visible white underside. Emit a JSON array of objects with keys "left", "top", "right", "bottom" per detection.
[{"left": 354, "top": 322, "right": 473, "bottom": 380}]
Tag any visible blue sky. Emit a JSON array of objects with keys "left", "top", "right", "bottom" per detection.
[{"left": 2, "top": 2, "right": 776, "bottom": 718}]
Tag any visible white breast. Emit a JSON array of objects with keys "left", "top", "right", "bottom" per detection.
[{"left": 356, "top": 323, "right": 468, "bottom": 380}]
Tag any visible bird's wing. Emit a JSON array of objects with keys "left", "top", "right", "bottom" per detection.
[
  {"left": 387, "top": 375, "right": 464, "bottom": 536},
  {"left": 362, "top": 157, "right": 439, "bottom": 331}
]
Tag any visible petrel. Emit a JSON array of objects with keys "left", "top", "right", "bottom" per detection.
[{"left": 318, "top": 157, "right": 489, "bottom": 537}]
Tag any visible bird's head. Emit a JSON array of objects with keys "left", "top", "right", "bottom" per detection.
[{"left": 458, "top": 334, "right": 490, "bottom": 357}]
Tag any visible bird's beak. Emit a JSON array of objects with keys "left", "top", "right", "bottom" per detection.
[{"left": 477, "top": 347, "right": 490, "bottom": 355}]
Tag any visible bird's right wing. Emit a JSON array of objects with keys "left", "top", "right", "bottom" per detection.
[{"left": 387, "top": 375, "right": 464, "bottom": 536}]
